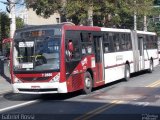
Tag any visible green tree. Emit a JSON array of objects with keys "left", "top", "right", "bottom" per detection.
[
  {"left": 65, "top": 0, "right": 88, "bottom": 25},
  {"left": 147, "top": 6, "right": 160, "bottom": 36},
  {"left": 16, "top": 17, "right": 25, "bottom": 29},
  {"left": 25, "top": 0, "right": 65, "bottom": 20},
  {"left": 0, "top": 12, "right": 24, "bottom": 52},
  {"left": 25, "top": 0, "right": 155, "bottom": 30},
  {"left": 92, "top": 0, "right": 132, "bottom": 28},
  {"left": 126, "top": 0, "right": 154, "bottom": 30},
  {"left": 0, "top": 12, "right": 10, "bottom": 52}
]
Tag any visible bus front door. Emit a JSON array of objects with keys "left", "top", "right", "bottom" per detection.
[{"left": 93, "top": 36, "right": 104, "bottom": 83}]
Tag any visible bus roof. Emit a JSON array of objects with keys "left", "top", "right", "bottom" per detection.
[
  {"left": 63, "top": 25, "right": 101, "bottom": 31},
  {"left": 101, "top": 27, "right": 131, "bottom": 33},
  {"left": 136, "top": 30, "right": 156, "bottom": 35},
  {"left": 15, "top": 24, "right": 64, "bottom": 32},
  {"left": 15, "top": 23, "right": 156, "bottom": 36},
  {"left": 15, "top": 22, "right": 77, "bottom": 32}
]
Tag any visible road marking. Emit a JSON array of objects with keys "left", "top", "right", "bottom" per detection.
[
  {"left": 74, "top": 100, "right": 123, "bottom": 120},
  {"left": 0, "top": 100, "right": 38, "bottom": 113},
  {"left": 146, "top": 80, "right": 160, "bottom": 87},
  {"left": 82, "top": 101, "right": 123, "bottom": 120},
  {"left": 75, "top": 80, "right": 160, "bottom": 120},
  {"left": 150, "top": 81, "right": 160, "bottom": 87}
]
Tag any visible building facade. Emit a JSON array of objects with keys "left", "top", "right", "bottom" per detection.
[{"left": 18, "top": 8, "right": 61, "bottom": 26}]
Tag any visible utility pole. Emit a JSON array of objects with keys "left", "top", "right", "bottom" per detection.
[
  {"left": 144, "top": 15, "right": 147, "bottom": 31},
  {"left": 1, "top": 0, "right": 16, "bottom": 38},
  {"left": 134, "top": 11, "right": 137, "bottom": 30},
  {"left": 88, "top": 1, "right": 93, "bottom": 26},
  {"left": 8, "top": 0, "right": 16, "bottom": 38},
  {"left": 134, "top": 0, "right": 137, "bottom": 30}
]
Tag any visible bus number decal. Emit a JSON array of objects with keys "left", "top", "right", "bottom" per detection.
[{"left": 42, "top": 73, "right": 52, "bottom": 77}]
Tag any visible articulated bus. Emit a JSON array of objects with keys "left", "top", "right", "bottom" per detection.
[{"left": 10, "top": 23, "right": 159, "bottom": 94}]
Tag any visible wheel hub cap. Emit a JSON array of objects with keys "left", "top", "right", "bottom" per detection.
[{"left": 85, "top": 77, "right": 91, "bottom": 88}]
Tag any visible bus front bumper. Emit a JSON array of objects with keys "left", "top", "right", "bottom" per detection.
[{"left": 12, "top": 82, "right": 67, "bottom": 94}]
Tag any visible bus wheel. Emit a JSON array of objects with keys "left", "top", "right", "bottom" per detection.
[
  {"left": 124, "top": 64, "right": 130, "bottom": 81},
  {"left": 148, "top": 60, "right": 153, "bottom": 73},
  {"left": 82, "top": 72, "right": 92, "bottom": 94}
]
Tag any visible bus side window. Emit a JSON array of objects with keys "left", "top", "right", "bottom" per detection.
[
  {"left": 124, "top": 33, "right": 132, "bottom": 50},
  {"left": 104, "top": 43, "right": 109, "bottom": 52},
  {"left": 146, "top": 35, "right": 151, "bottom": 49},
  {"left": 81, "top": 32, "right": 93, "bottom": 55},
  {"left": 103, "top": 32, "right": 115, "bottom": 53},
  {"left": 121, "top": 33, "right": 126, "bottom": 51},
  {"left": 65, "top": 31, "right": 81, "bottom": 61},
  {"left": 143, "top": 36, "right": 147, "bottom": 49},
  {"left": 113, "top": 33, "right": 120, "bottom": 51},
  {"left": 103, "top": 33, "right": 109, "bottom": 53}
]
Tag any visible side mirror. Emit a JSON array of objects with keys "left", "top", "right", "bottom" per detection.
[{"left": 68, "top": 40, "right": 74, "bottom": 52}]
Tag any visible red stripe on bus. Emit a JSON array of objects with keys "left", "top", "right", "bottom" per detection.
[{"left": 105, "top": 61, "right": 133, "bottom": 69}]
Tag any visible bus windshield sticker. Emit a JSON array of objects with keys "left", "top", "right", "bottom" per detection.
[
  {"left": 21, "top": 63, "right": 33, "bottom": 69},
  {"left": 81, "top": 58, "right": 87, "bottom": 66},
  {"left": 54, "top": 28, "right": 61, "bottom": 36},
  {"left": 19, "top": 41, "right": 34, "bottom": 47}
]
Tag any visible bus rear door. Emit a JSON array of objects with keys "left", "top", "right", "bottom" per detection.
[
  {"left": 138, "top": 36, "right": 145, "bottom": 70},
  {"left": 93, "top": 36, "right": 104, "bottom": 83}
]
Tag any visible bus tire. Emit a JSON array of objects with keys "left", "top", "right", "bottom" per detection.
[
  {"left": 82, "top": 72, "right": 92, "bottom": 94},
  {"left": 124, "top": 64, "right": 130, "bottom": 81},
  {"left": 148, "top": 60, "right": 153, "bottom": 73}
]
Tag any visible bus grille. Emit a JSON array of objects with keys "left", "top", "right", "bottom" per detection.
[
  {"left": 18, "top": 88, "right": 57, "bottom": 92},
  {"left": 19, "top": 77, "right": 50, "bottom": 81}
]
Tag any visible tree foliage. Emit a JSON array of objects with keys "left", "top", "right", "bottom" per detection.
[
  {"left": 16, "top": 17, "right": 25, "bottom": 29},
  {"left": 25, "top": 0, "right": 156, "bottom": 30},
  {"left": 0, "top": 12, "right": 24, "bottom": 51},
  {"left": 25, "top": 0, "right": 62, "bottom": 18},
  {"left": 0, "top": 12, "right": 10, "bottom": 51}
]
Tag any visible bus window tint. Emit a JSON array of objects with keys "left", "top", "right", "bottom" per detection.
[
  {"left": 65, "top": 31, "right": 81, "bottom": 61},
  {"left": 103, "top": 32, "right": 132, "bottom": 53},
  {"left": 120, "top": 33, "right": 126, "bottom": 50},
  {"left": 81, "top": 32, "right": 93, "bottom": 55},
  {"left": 146, "top": 35, "right": 157, "bottom": 49},
  {"left": 104, "top": 33, "right": 111, "bottom": 53},
  {"left": 113, "top": 33, "right": 120, "bottom": 51},
  {"left": 126, "top": 34, "right": 132, "bottom": 50}
]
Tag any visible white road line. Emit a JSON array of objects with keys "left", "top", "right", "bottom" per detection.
[{"left": 0, "top": 100, "right": 38, "bottom": 113}]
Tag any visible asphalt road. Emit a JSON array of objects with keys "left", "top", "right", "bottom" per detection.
[{"left": 0, "top": 65, "right": 160, "bottom": 120}]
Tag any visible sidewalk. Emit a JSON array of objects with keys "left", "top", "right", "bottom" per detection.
[
  {"left": 0, "top": 62, "right": 12, "bottom": 94},
  {"left": 0, "top": 75, "right": 12, "bottom": 94}
]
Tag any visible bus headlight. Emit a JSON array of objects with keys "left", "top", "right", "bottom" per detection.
[
  {"left": 14, "top": 75, "right": 22, "bottom": 83},
  {"left": 50, "top": 73, "right": 60, "bottom": 82}
]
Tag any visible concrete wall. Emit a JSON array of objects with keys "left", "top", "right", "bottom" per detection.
[{"left": 18, "top": 8, "right": 61, "bottom": 26}]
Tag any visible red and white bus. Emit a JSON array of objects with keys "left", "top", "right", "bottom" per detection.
[{"left": 10, "top": 23, "right": 159, "bottom": 94}]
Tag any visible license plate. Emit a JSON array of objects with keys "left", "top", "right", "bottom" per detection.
[{"left": 31, "top": 86, "right": 40, "bottom": 89}]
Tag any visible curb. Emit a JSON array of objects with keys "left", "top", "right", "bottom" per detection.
[{"left": 0, "top": 90, "right": 12, "bottom": 95}]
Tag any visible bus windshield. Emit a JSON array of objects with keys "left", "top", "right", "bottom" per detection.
[{"left": 13, "top": 29, "right": 61, "bottom": 72}]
